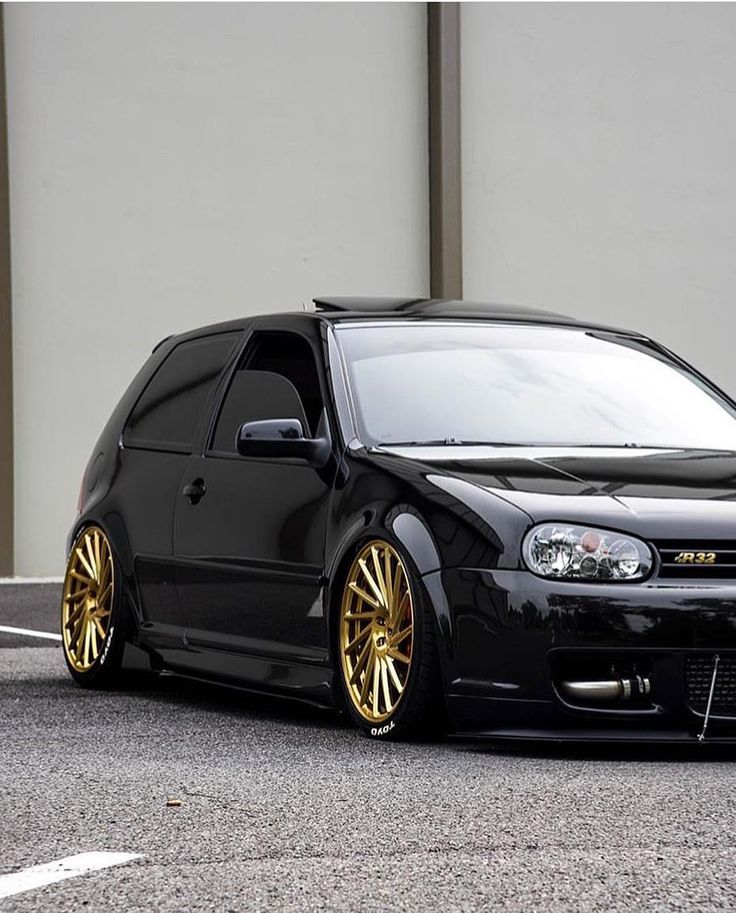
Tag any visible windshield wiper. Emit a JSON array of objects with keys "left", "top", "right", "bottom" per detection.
[
  {"left": 381, "top": 440, "right": 731, "bottom": 451},
  {"left": 380, "top": 439, "right": 523, "bottom": 447},
  {"left": 546, "top": 442, "right": 687, "bottom": 450}
]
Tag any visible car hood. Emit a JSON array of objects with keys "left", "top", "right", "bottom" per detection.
[{"left": 378, "top": 445, "right": 736, "bottom": 537}]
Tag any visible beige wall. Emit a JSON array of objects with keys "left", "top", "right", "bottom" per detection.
[
  {"left": 5, "top": 2, "right": 428, "bottom": 575},
  {"left": 463, "top": 3, "right": 736, "bottom": 393}
]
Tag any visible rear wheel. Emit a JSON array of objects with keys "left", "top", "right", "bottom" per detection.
[
  {"left": 61, "top": 526, "right": 129, "bottom": 688},
  {"left": 338, "top": 539, "right": 444, "bottom": 739}
]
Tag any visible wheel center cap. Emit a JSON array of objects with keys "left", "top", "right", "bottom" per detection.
[{"left": 372, "top": 618, "right": 389, "bottom": 654}]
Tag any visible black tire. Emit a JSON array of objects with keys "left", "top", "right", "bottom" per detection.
[
  {"left": 336, "top": 538, "right": 447, "bottom": 741},
  {"left": 61, "top": 526, "right": 132, "bottom": 689}
]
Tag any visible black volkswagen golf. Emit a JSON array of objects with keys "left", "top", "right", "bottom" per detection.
[{"left": 62, "top": 297, "right": 736, "bottom": 742}]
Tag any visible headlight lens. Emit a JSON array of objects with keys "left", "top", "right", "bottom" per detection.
[{"left": 522, "top": 524, "right": 653, "bottom": 581}]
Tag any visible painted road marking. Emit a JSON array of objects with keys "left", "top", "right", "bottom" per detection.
[
  {"left": 0, "top": 577, "right": 63, "bottom": 584},
  {"left": 0, "top": 852, "right": 142, "bottom": 899},
  {"left": 0, "top": 625, "right": 62, "bottom": 642}
]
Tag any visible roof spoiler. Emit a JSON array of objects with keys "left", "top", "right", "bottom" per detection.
[
  {"left": 312, "top": 297, "right": 569, "bottom": 320},
  {"left": 313, "top": 297, "right": 429, "bottom": 313}
]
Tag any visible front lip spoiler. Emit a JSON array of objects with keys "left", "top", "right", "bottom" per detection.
[{"left": 455, "top": 728, "right": 736, "bottom": 744}]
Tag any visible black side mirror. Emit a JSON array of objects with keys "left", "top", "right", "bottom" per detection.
[{"left": 236, "top": 411, "right": 331, "bottom": 468}]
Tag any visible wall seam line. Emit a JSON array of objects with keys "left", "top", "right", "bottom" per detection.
[{"left": 0, "top": 4, "right": 14, "bottom": 576}]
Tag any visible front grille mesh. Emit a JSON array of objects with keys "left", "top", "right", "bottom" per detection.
[
  {"left": 654, "top": 541, "right": 736, "bottom": 579},
  {"left": 685, "top": 656, "right": 736, "bottom": 717}
]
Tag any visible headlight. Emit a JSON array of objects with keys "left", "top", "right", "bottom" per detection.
[{"left": 522, "top": 524, "right": 653, "bottom": 581}]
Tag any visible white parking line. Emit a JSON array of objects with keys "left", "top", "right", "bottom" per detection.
[
  {"left": 0, "top": 625, "right": 62, "bottom": 642},
  {"left": 0, "top": 577, "right": 63, "bottom": 584},
  {"left": 0, "top": 852, "right": 142, "bottom": 899}
]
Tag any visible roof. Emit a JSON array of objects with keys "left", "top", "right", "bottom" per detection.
[
  {"left": 311, "top": 297, "right": 642, "bottom": 335},
  {"left": 155, "top": 297, "right": 645, "bottom": 352},
  {"left": 312, "top": 296, "right": 566, "bottom": 320}
]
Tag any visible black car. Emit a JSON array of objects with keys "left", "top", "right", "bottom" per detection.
[{"left": 62, "top": 297, "right": 736, "bottom": 742}]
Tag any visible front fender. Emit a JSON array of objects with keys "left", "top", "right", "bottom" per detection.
[{"left": 324, "top": 505, "right": 453, "bottom": 689}]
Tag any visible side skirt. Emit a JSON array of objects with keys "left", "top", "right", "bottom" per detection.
[{"left": 158, "top": 646, "right": 335, "bottom": 708}]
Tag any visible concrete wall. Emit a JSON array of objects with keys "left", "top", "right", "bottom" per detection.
[
  {"left": 463, "top": 3, "right": 736, "bottom": 392},
  {"left": 10, "top": 2, "right": 736, "bottom": 575},
  {"left": 5, "top": 2, "right": 428, "bottom": 575}
]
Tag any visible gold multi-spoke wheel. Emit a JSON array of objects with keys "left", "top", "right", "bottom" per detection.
[
  {"left": 61, "top": 527, "right": 115, "bottom": 673},
  {"left": 340, "top": 540, "right": 414, "bottom": 723}
]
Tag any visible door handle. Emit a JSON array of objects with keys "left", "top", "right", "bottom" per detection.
[{"left": 182, "top": 478, "right": 206, "bottom": 505}]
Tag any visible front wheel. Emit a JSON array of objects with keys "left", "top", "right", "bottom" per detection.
[
  {"left": 61, "top": 525, "right": 129, "bottom": 688},
  {"left": 337, "top": 539, "right": 445, "bottom": 740}
]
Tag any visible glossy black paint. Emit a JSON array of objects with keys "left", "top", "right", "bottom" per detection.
[{"left": 68, "top": 302, "right": 736, "bottom": 741}]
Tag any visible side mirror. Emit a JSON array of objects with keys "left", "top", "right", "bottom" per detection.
[{"left": 236, "top": 412, "right": 331, "bottom": 468}]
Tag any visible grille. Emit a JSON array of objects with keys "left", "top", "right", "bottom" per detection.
[
  {"left": 654, "top": 541, "right": 736, "bottom": 579},
  {"left": 685, "top": 656, "right": 736, "bottom": 717}
]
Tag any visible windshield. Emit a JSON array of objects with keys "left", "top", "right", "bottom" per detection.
[{"left": 336, "top": 322, "right": 736, "bottom": 450}]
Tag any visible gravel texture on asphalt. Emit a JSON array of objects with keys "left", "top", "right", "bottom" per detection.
[{"left": 2, "top": 618, "right": 736, "bottom": 911}]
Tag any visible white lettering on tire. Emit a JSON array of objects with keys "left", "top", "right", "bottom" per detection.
[
  {"left": 99, "top": 626, "right": 115, "bottom": 665},
  {"left": 370, "top": 721, "right": 395, "bottom": 737}
]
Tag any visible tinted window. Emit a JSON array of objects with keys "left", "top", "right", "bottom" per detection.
[
  {"left": 337, "top": 322, "right": 736, "bottom": 450},
  {"left": 211, "top": 332, "right": 323, "bottom": 453},
  {"left": 125, "top": 333, "right": 239, "bottom": 451}
]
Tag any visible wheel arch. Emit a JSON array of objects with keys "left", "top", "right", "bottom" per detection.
[
  {"left": 66, "top": 510, "right": 142, "bottom": 631},
  {"left": 324, "top": 505, "right": 452, "bottom": 685}
]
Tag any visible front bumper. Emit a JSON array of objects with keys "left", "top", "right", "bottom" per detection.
[{"left": 425, "top": 567, "right": 736, "bottom": 741}]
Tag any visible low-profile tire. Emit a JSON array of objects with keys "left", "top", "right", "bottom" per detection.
[
  {"left": 61, "top": 525, "right": 130, "bottom": 689},
  {"left": 337, "top": 538, "right": 446, "bottom": 740}
]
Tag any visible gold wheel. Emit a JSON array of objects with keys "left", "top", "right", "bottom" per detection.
[
  {"left": 339, "top": 540, "right": 414, "bottom": 723},
  {"left": 61, "top": 527, "right": 115, "bottom": 673}
]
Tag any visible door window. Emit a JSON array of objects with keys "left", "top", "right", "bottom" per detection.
[
  {"left": 124, "top": 332, "right": 240, "bottom": 452},
  {"left": 210, "top": 331, "right": 324, "bottom": 454}
]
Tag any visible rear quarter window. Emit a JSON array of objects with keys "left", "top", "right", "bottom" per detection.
[{"left": 123, "top": 332, "right": 240, "bottom": 452}]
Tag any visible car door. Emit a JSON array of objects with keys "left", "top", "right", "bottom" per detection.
[
  {"left": 173, "top": 324, "right": 333, "bottom": 668},
  {"left": 119, "top": 330, "right": 243, "bottom": 653}
]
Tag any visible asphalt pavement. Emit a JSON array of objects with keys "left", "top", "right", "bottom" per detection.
[
  {"left": 0, "top": 583, "right": 60, "bottom": 646},
  {"left": 2, "top": 586, "right": 736, "bottom": 912}
]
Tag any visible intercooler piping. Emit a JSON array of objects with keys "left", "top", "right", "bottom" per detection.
[{"left": 561, "top": 675, "right": 651, "bottom": 702}]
